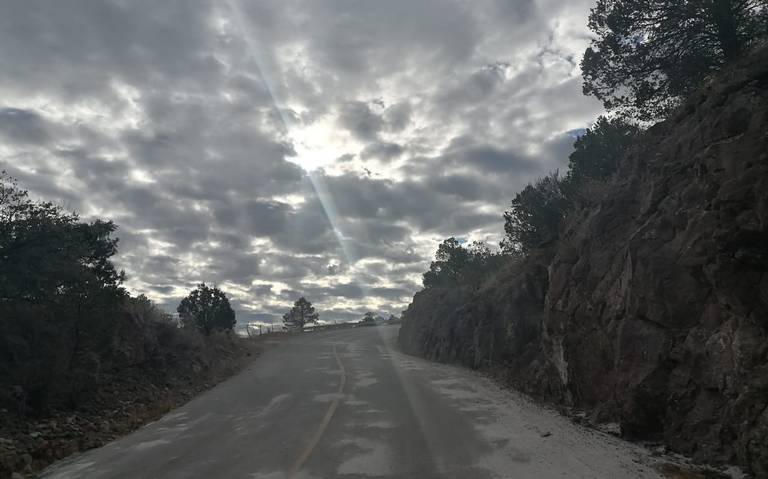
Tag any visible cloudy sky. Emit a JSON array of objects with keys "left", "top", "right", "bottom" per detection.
[{"left": 0, "top": 0, "right": 603, "bottom": 324}]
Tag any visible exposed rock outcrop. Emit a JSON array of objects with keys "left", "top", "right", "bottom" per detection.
[{"left": 399, "top": 46, "right": 768, "bottom": 475}]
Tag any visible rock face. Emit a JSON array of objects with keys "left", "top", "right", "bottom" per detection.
[
  {"left": 399, "top": 47, "right": 768, "bottom": 475},
  {"left": 399, "top": 253, "right": 563, "bottom": 399}
]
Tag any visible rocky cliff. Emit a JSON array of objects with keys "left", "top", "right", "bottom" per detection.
[{"left": 399, "top": 47, "right": 768, "bottom": 475}]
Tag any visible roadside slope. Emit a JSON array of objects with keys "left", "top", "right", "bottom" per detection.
[
  {"left": 0, "top": 317, "right": 259, "bottom": 479},
  {"left": 399, "top": 46, "right": 768, "bottom": 475}
]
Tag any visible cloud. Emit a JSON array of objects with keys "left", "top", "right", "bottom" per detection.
[
  {"left": 0, "top": 108, "right": 51, "bottom": 145},
  {"left": 443, "top": 138, "right": 540, "bottom": 173},
  {"left": 338, "top": 101, "right": 385, "bottom": 141},
  {"left": 360, "top": 142, "right": 404, "bottom": 162},
  {"left": 425, "top": 173, "right": 503, "bottom": 202},
  {"left": 0, "top": 0, "right": 604, "bottom": 323},
  {"left": 383, "top": 102, "right": 412, "bottom": 132}
]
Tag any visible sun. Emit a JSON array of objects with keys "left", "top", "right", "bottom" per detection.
[{"left": 285, "top": 115, "right": 357, "bottom": 172}]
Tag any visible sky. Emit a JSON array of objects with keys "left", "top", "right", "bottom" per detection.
[{"left": 0, "top": 0, "right": 603, "bottom": 324}]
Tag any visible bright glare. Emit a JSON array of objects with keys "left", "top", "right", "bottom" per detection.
[{"left": 286, "top": 116, "right": 356, "bottom": 171}]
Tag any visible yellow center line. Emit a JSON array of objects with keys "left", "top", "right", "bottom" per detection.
[{"left": 287, "top": 345, "right": 346, "bottom": 478}]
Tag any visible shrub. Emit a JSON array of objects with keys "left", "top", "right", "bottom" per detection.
[
  {"left": 423, "top": 238, "right": 501, "bottom": 288},
  {"left": 501, "top": 173, "right": 568, "bottom": 254},
  {"left": 177, "top": 284, "right": 236, "bottom": 335}
]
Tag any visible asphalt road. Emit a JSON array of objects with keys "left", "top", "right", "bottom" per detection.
[{"left": 41, "top": 326, "right": 670, "bottom": 479}]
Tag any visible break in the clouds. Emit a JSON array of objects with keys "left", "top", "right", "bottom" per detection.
[{"left": 0, "top": 0, "right": 603, "bottom": 324}]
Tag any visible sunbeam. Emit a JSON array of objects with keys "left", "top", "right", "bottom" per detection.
[{"left": 223, "top": 0, "right": 364, "bottom": 280}]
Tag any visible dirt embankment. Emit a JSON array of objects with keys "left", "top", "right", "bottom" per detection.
[
  {"left": 0, "top": 313, "right": 263, "bottom": 479},
  {"left": 400, "top": 47, "right": 768, "bottom": 476}
]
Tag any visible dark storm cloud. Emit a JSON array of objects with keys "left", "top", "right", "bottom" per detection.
[
  {"left": 443, "top": 137, "right": 539, "bottom": 173},
  {"left": 345, "top": 220, "right": 412, "bottom": 244},
  {"left": 493, "top": 0, "right": 539, "bottom": 21},
  {"left": 541, "top": 132, "right": 582, "bottom": 170},
  {"left": 338, "top": 101, "right": 385, "bottom": 141},
  {"left": 271, "top": 200, "right": 337, "bottom": 255},
  {"left": 208, "top": 253, "right": 261, "bottom": 285},
  {"left": 213, "top": 199, "right": 291, "bottom": 237},
  {"left": 312, "top": 172, "right": 506, "bottom": 239},
  {"left": 141, "top": 255, "right": 182, "bottom": 279},
  {"left": 0, "top": 108, "right": 51, "bottom": 145},
  {"left": 277, "top": 0, "right": 479, "bottom": 83},
  {"left": 319, "top": 283, "right": 365, "bottom": 300},
  {"left": 317, "top": 173, "right": 455, "bottom": 231},
  {"left": 208, "top": 231, "right": 252, "bottom": 250},
  {"left": 425, "top": 173, "right": 504, "bottom": 202},
  {"left": 369, "top": 286, "right": 412, "bottom": 301},
  {"left": 0, "top": 162, "right": 85, "bottom": 212},
  {"left": 437, "top": 65, "right": 507, "bottom": 108},
  {"left": 360, "top": 142, "right": 404, "bottom": 162},
  {"left": 258, "top": 253, "right": 331, "bottom": 281},
  {"left": 0, "top": 0, "right": 217, "bottom": 99},
  {"left": 450, "top": 211, "right": 504, "bottom": 232},
  {"left": 112, "top": 188, "right": 212, "bottom": 247},
  {"left": 149, "top": 285, "right": 175, "bottom": 295},
  {"left": 383, "top": 102, "right": 412, "bottom": 132}
]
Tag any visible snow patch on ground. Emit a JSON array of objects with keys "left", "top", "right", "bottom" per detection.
[
  {"left": 353, "top": 370, "right": 380, "bottom": 388},
  {"left": 132, "top": 439, "right": 170, "bottom": 451},
  {"left": 382, "top": 330, "right": 743, "bottom": 479},
  {"left": 336, "top": 438, "right": 394, "bottom": 476},
  {"left": 312, "top": 392, "right": 344, "bottom": 402}
]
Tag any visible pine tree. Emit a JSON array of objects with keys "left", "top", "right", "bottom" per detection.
[
  {"left": 282, "top": 297, "right": 319, "bottom": 331},
  {"left": 177, "top": 283, "right": 236, "bottom": 335}
]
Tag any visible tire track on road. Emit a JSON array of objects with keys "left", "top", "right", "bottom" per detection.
[{"left": 287, "top": 344, "right": 346, "bottom": 478}]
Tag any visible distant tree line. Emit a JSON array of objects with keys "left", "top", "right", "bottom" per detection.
[{"left": 279, "top": 297, "right": 399, "bottom": 331}]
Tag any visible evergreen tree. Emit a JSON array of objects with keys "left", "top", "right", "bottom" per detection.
[
  {"left": 177, "top": 283, "right": 236, "bottom": 335},
  {"left": 282, "top": 297, "right": 319, "bottom": 331},
  {"left": 582, "top": 0, "right": 768, "bottom": 120},
  {"left": 502, "top": 173, "right": 568, "bottom": 254},
  {"left": 563, "top": 116, "right": 640, "bottom": 195}
]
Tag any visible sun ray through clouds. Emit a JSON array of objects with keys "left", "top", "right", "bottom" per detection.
[{"left": 223, "top": 0, "right": 368, "bottom": 305}]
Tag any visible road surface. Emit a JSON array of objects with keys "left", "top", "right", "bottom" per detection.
[{"left": 41, "top": 326, "right": 672, "bottom": 478}]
